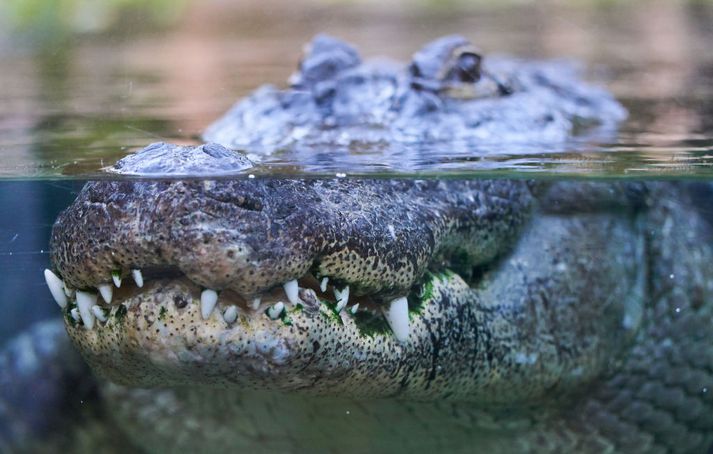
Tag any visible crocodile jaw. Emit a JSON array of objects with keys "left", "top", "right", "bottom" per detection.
[
  {"left": 64, "top": 273, "right": 476, "bottom": 398},
  {"left": 57, "top": 207, "right": 644, "bottom": 406}
]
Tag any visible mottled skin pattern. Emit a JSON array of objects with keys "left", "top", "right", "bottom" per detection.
[{"left": 50, "top": 178, "right": 531, "bottom": 299}]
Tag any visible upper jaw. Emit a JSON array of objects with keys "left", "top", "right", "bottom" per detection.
[
  {"left": 47, "top": 177, "right": 533, "bottom": 323},
  {"left": 45, "top": 177, "right": 533, "bottom": 376}
]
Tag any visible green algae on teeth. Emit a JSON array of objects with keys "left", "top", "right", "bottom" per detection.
[
  {"left": 111, "top": 270, "right": 122, "bottom": 288},
  {"left": 45, "top": 265, "right": 415, "bottom": 342}
]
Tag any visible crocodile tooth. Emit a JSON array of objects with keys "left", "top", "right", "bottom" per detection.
[
  {"left": 251, "top": 297, "right": 261, "bottom": 310},
  {"left": 223, "top": 305, "right": 238, "bottom": 324},
  {"left": 384, "top": 296, "right": 409, "bottom": 343},
  {"left": 91, "top": 305, "right": 107, "bottom": 323},
  {"left": 349, "top": 303, "right": 359, "bottom": 314},
  {"left": 335, "top": 297, "right": 348, "bottom": 313},
  {"left": 320, "top": 277, "right": 329, "bottom": 293},
  {"left": 43, "top": 269, "right": 68, "bottom": 309},
  {"left": 283, "top": 280, "right": 300, "bottom": 306},
  {"left": 200, "top": 289, "right": 218, "bottom": 320},
  {"left": 76, "top": 291, "right": 97, "bottom": 330},
  {"left": 334, "top": 285, "right": 349, "bottom": 305},
  {"left": 267, "top": 302, "right": 285, "bottom": 320},
  {"left": 70, "top": 308, "right": 81, "bottom": 322},
  {"left": 131, "top": 269, "right": 144, "bottom": 288},
  {"left": 112, "top": 270, "right": 122, "bottom": 288},
  {"left": 98, "top": 284, "right": 113, "bottom": 304}
]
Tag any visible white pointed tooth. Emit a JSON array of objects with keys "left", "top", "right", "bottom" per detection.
[
  {"left": 43, "top": 269, "right": 68, "bottom": 309},
  {"left": 76, "top": 291, "right": 97, "bottom": 330},
  {"left": 91, "top": 305, "right": 107, "bottom": 323},
  {"left": 98, "top": 284, "right": 113, "bottom": 303},
  {"left": 283, "top": 280, "right": 300, "bottom": 306},
  {"left": 267, "top": 302, "right": 285, "bottom": 320},
  {"left": 223, "top": 305, "right": 238, "bottom": 324},
  {"left": 131, "top": 269, "right": 144, "bottom": 288},
  {"left": 251, "top": 297, "right": 261, "bottom": 310},
  {"left": 335, "top": 297, "right": 348, "bottom": 313},
  {"left": 349, "top": 303, "right": 359, "bottom": 315},
  {"left": 112, "top": 271, "right": 122, "bottom": 288},
  {"left": 384, "top": 296, "right": 409, "bottom": 343},
  {"left": 320, "top": 277, "right": 329, "bottom": 293},
  {"left": 334, "top": 286, "right": 349, "bottom": 305},
  {"left": 70, "top": 308, "right": 81, "bottom": 322},
  {"left": 200, "top": 289, "right": 219, "bottom": 320}
]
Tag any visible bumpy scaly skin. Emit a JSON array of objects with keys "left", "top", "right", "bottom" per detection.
[
  {"left": 50, "top": 178, "right": 532, "bottom": 298},
  {"left": 203, "top": 35, "right": 626, "bottom": 157}
]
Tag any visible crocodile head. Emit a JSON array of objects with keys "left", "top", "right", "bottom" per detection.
[
  {"left": 203, "top": 34, "right": 626, "bottom": 157},
  {"left": 45, "top": 143, "right": 648, "bottom": 409}
]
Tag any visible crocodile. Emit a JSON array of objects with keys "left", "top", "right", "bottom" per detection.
[{"left": 1, "top": 36, "right": 712, "bottom": 453}]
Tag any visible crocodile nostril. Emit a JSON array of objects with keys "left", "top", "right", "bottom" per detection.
[{"left": 173, "top": 294, "right": 188, "bottom": 309}]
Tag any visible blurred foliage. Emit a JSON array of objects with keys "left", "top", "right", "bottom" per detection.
[{"left": 1, "top": 0, "right": 187, "bottom": 38}]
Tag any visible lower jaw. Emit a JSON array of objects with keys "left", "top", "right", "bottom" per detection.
[{"left": 62, "top": 272, "right": 463, "bottom": 397}]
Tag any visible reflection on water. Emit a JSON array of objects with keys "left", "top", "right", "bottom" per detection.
[{"left": 0, "top": 0, "right": 712, "bottom": 177}]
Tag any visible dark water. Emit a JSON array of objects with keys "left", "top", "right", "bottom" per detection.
[{"left": 0, "top": 180, "right": 84, "bottom": 343}]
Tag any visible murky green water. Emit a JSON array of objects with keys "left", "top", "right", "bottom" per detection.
[{"left": 1, "top": 0, "right": 713, "bottom": 178}]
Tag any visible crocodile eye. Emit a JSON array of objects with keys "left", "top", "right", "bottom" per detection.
[{"left": 453, "top": 51, "right": 482, "bottom": 83}]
